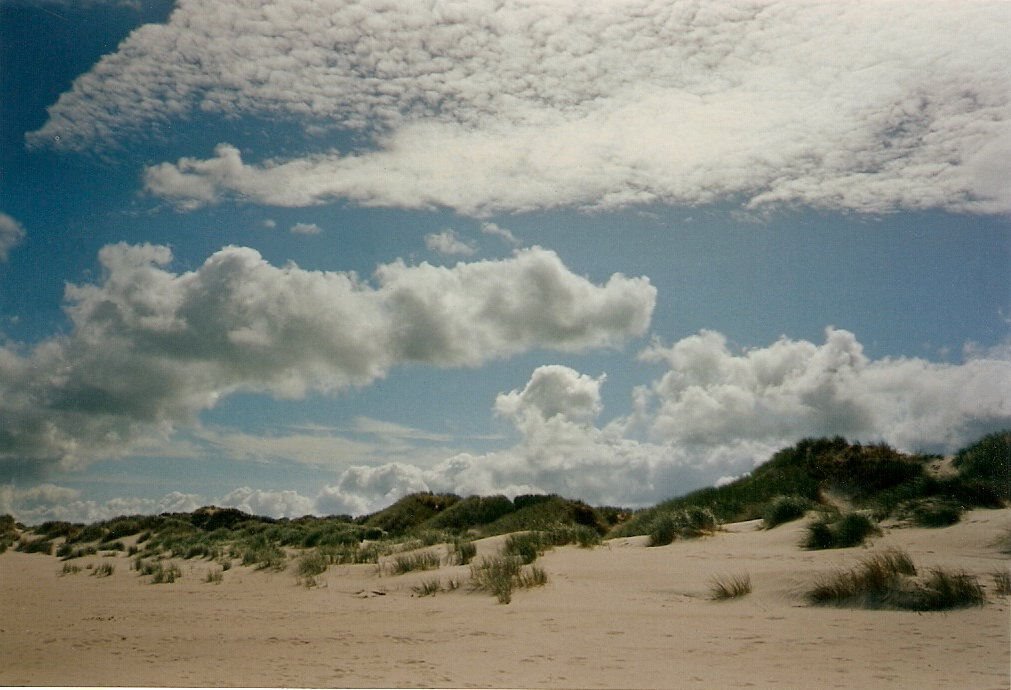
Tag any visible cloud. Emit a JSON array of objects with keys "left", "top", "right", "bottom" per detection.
[
  {"left": 481, "top": 222, "right": 520, "bottom": 246},
  {"left": 0, "top": 212, "right": 25, "bottom": 261},
  {"left": 289, "top": 222, "right": 321, "bottom": 235},
  {"left": 639, "top": 328, "right": 1011, "bottom": 452},
  {"left": 424, "top": 229, "right": 475, "bottom": 256},
  {"left": 7, "top": 323, "right": 1008, "bottom": 522},
  {"left": 0, "top": 242, "right": 654, "bottom": 475},
  {"left": 32, "top": 1, "right": 1011, "bottom": 215}
]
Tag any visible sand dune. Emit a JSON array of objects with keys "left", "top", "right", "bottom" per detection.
[{"left": 2, "top": 508, "right": 1008, "bottom": 689}]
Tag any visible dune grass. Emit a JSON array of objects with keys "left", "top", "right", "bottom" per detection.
[
  {"left": 708, "top": 572, "right": 753, "bottom": 600},
  {"left": 92, "top": 562, "right": 115, "bottom": 577},
  {"left": 807, "top": 549, "right": 985, "bottom": 610},
  {"left": 804, "top": 512, "right": 879, "bottom": 549},
  {"left": 990, "top": 569, "right": 1011, "bottom": 596},
  {"left": 762, "top": 496, "right": 812, "bottom": 529},
  {"left": 451, "top": 539, "right": 477, "bottom": 565},
  {"left": 204, "top": 568, "right": 224, "bottom": 584},
  {"left": 387, "top": 550, "right": 441, "bottom": 575},
  {"left": 469, "top": 554, "right": 548, "bottom": 604},
  {"left": 412, "top": 577, "right": 461, "bottom": 597},
  {"left": 60, "top": 562, "right": 82, "bottom": 575}
]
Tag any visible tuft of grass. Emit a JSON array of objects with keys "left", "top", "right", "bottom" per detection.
[
  {"left": 469, "top": 554, "right": 548, "bottom": 604},
  {"left": 804, "top": 512, "right": 879, "bottom": 549},
  {"left": 763, "top": 496, "right": 811, "bottom": 529},
  {"left": 991, "top": 569, "right": 1011, "bottom": 596},
  {"left": 205, "top": 568, "right": 224, "bottom": 584},
  {"left": 239, "top": 541, "right": 286, "bottom": 571},
  {"left": 387, "top": 550, "right": 441, "bottom": 575},
  {"left": 16, "top": 538, "right": 54, "bottom": 555},
  {"left": 92, "top": 562, "right": 115, "bottom": 578},
  {"left": 503, "top": 532, "right": 544, "bottom": 564},
  {"left": 898, "top": 498, "right": 964, "bottom": 528},
  {"left": 708, "top": 572, "right": 753, "bottom": 600},
  {"left": 807, "top": 549, "right": 985, "bottom": 610},
  {"left": 140, "top": 560, "right": 182, "bottom": 584},
  {"left": 297, "top": 550, "right": 329, "bottom": 578},
  {"left": 451, "top": 539, "right": 477, "bottom": 565},
  {"left": 646, "top": 507, "right": 719, "bottom": 547},
  {"left": 412, "top": 577, "right": 462, "bottom": 597},
  {"left": 60, "top": 563, "right": 82, "bottom": 575}
]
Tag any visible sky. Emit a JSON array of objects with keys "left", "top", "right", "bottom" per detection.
[{"left": 1, "top": 0, "right": 1009, "bottom": 524}]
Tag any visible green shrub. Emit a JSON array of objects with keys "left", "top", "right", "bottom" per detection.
[
  {"left": 804, "top": 512, "right": 878, "bottom": 549},
  {"left": 708, "top": 573, "right": 752, "bottom": 600},
  {"left": 763, "top": 496, "right": 811, "bottom": 529}
]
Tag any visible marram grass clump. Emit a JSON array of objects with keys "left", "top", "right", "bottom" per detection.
[
  {"left": 708, "top": 572, "right": 753, "bottom": 600},
  {"left": 469, "top": 554, "right": 548, "bottom": 604},
  {"left": 806, "top": 549, "right": 986, "bottom": 610},
  {"left": 647, "top": 507, "right": 719, "bottom": 547},
  {"left": 804, "top": 512, "right": 879, "bottom": 549},
  {"left": 762, "top": 495, "right": 812, "bottom": 529}
]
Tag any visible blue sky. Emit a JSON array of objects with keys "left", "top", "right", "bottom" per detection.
[{"left": 1, "top": 0, "right": 1009, "bottom": 523}]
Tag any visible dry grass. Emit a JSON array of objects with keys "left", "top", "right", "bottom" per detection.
[{"left": 708, "top": 572, "right": 753, "bottom": 600}]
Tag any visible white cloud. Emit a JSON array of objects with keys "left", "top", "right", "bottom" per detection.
[
  {"left": 481, "top": 222, "right": 520, "bottom": 246},
  {"left": 640, "top": 328, "right": 1011, "bottom": 452},
  {"left": 0, "top": 212, "right": 25, "bottom": 262},
  {"left": 31, "top": 1, "right": 1011, "bottom": 215},
  {"left": 424, "top": 229, "right": 475, "bottom": 256},
  {"left": 0, "top": 242, "right": 654, "bottom": 475},
  {"left": 217, "top": 486, "right": 314, "bottom": 519},
  {"left": 289, "top": 222, "right": 321, "bottom": 235}
]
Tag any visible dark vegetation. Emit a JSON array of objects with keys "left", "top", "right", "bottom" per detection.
[
  {"left": 807, "top": 549, "right": 987, "bottom": 610},
  {"left": 611, "top": 432, "right": 1008, "bottom": 542}
]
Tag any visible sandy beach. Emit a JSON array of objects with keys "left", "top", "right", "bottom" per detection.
[{"left": 2, "top": 508, "right": 1008, "bottom": 689}]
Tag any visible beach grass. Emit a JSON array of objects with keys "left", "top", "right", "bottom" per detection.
[
  {"left": 807, "top": 549, "right": 985, "bottom": 610},
  {"left": 708, "top": 572, "right": 753, "bottom": 600}
]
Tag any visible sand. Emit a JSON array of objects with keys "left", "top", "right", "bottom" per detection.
[{"left": 2, "top": 508, "right": 1008, "bottom": 689}]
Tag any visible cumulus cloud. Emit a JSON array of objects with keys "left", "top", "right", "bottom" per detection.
[
  {"left": 0, "top": 242, "right": 654, "bottom": 475},
  {"left": 424, "top": 229, "right": 475, "bottom": 256},
  {"left": 32, "top": 1, "right": 1011, "bottom": 214},
  {"left": 289, "top": 222, "right": 321, "bottom": 235},
  {"left": 0, "top": 212, "right": 25, "bottom": 261}
]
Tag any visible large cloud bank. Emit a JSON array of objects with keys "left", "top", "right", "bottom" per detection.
[
  {"left": 30, "top": 0, "right": 1010, "bottom": 215},
  {"left": 0, "top": 243, "right": 654, "bottom": 474},
  {"left": 6, "top": 328, "right": 1008, "bottom": 523}
]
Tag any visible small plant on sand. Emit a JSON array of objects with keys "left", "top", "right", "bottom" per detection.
[
  {"left": 646, "top": 507, "right": 719, "bottom": 546},
  {"left": 708, "top": 572, "right": 753, "bottom": 600},
  {"left": 807, "top": 549, "right": 985, "bottom": 610},
  {"left": 388, "top": 550, "right": 441, "bottom": 575},
  {"left": 991, "top": 569, "right": 1011, "bottom": 596},
  {"left": 762, "top": 496, "right": 811, "bottom": 529},
  {"left": 16, "top": 538, "right": 54, "bottom": 555},
  {"left": 412, "top": 576, "right": 462, "bottom": 596},
  {"left": 804, "top": 512, "right": 879, "bottom": 549},
  {"left": 149, "top": 561, "right": 182, "bottom": 584},
  {"left": 60, "top": 563, "right": 82, "bottom": 575},
  {"left": 451, "top": 539, "right": 477, "bottom": 565},
  {"left": 205, "top": 568, "right": 224, "bottom": 584},
  {"left": 503, "top": 532, "right": 545, "bottom": 564},
  {"left": 92, "top": 562, "right": 115, "bottom": 577},
  {"left": 297, "top": 550, "right": 329, "bottom": 578},
  {"left": 470, "top": 554, "right": 548, "bottom": 604}
]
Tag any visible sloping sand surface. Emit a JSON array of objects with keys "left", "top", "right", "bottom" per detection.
[{"left": 2, "top": 508, "right": 1008, "bottom": 688}]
